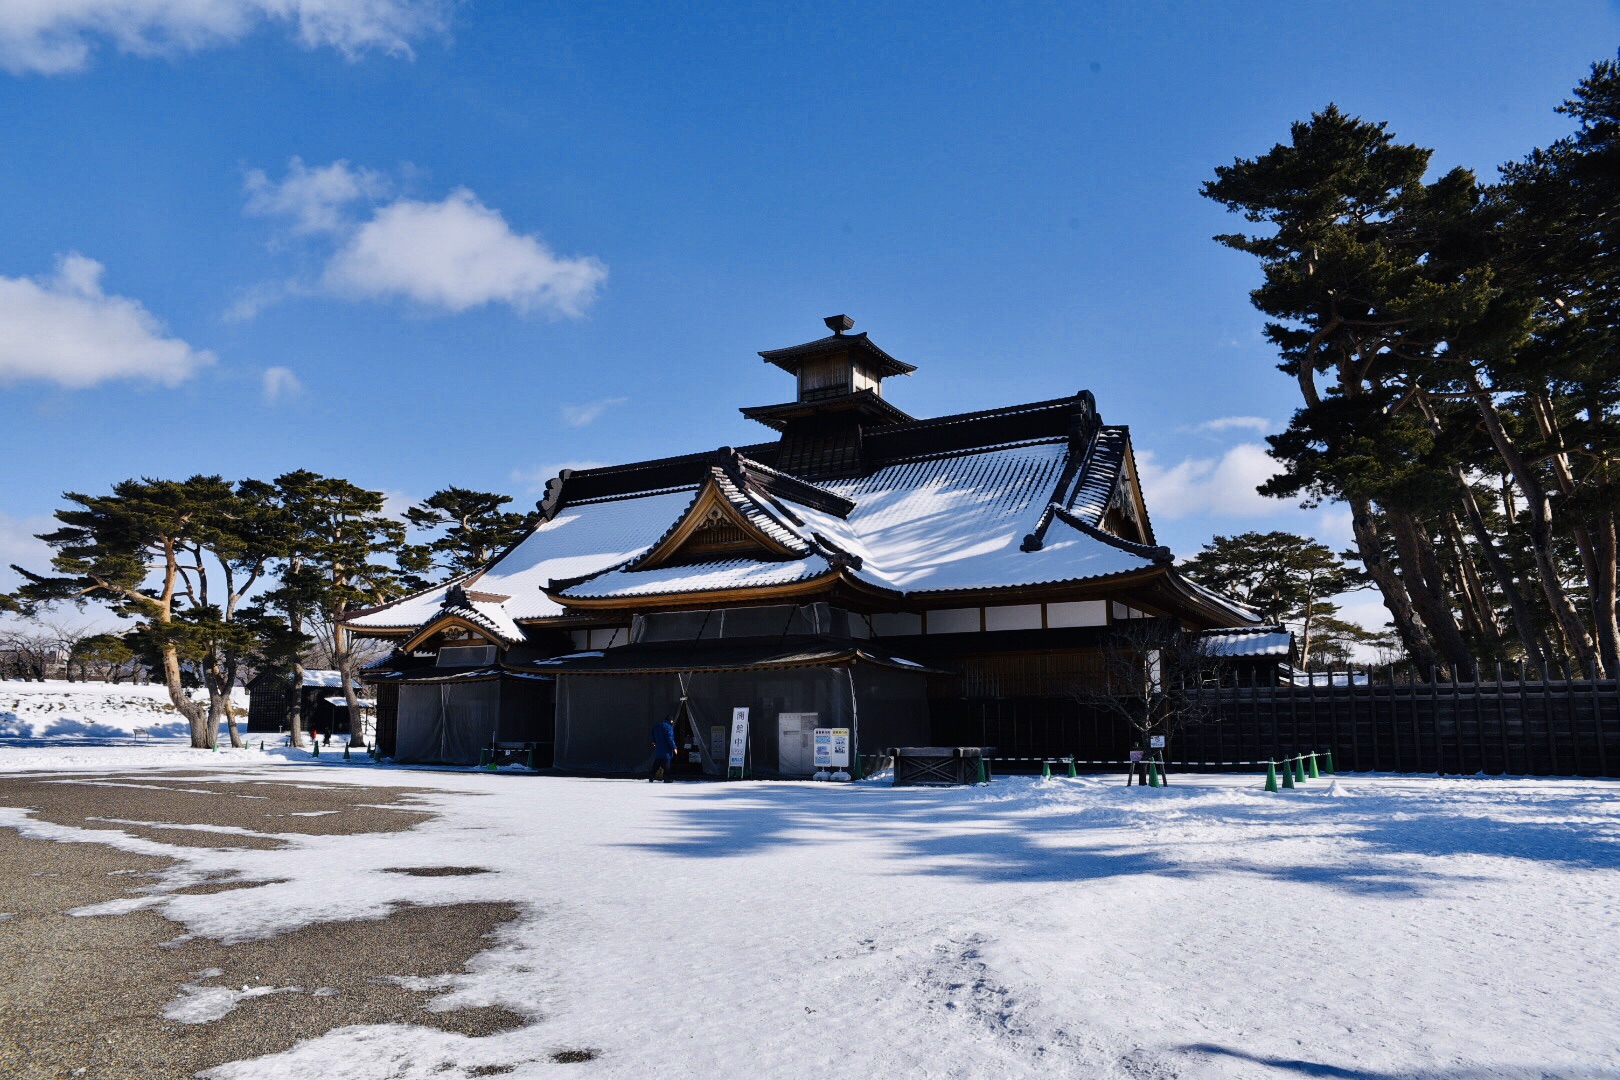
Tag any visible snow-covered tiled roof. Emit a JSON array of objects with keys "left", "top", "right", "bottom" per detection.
[
  {"left": 428, "top": 594, "right": 526, "bottom": 646},
  {"left": 561, "top": 554, "right": 835, "bottom": 599},
  {"left": 347, "top": 488, "right": 696, "bottom": 629},
  {"left": 349, "top": 420, "right": 1253, "bottom": 627},
  {"left": 1199, "top": 627, "right": 1294, "bottom": 657},
  {"left": 561, "top": 439, "right": 1160, "bottom": 601},
  {"left": 823, "top": 439, "right": 1154, "bottom": 594}
]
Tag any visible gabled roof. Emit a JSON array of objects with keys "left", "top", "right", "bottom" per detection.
[
  {"left": 550, "top": 438, "right": 1171, "bottom": 607},
  {"left": 346, "top": 488, "right": 696, "bottom": 630},
  {"left": 620, "top": 466, "right": 813, "bottom": 572},
  {"left": 396, "top": 584, "right": 528, "bottom": 651},
  {"left": 346, "top": 390, "right": 1259, "bottom": 633}
]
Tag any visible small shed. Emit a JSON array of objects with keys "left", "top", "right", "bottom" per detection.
[
  {"left": 245, "top": 670, "right": 370, "bottom": 737},
  {"left": 1197, "top": 626, "right": 1296, "bottom": 685}
]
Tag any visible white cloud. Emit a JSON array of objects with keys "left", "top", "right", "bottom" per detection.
[
  {"left": 223, "top": 280, "right": 302, "bottom": 323},
  {"left": 0, "top": 0, "right": 450, "bottom": 76},
  {"left": 0, "top": 254, "right": 213, "bottom": 387},
  {"left": 1136, "top": 442, "right": 1284, "bottom": 520},
  {"left": 1333, "top": 595, "right": 1395, "bottom": 635},
  {"left": 238, "top": 161, "right": 609, "bottom": 320},
  {"left": 324, "top": 189, "right": 608, "bottom": 316},
  {"left": 244, "top": 157, "right": 387, "bottom": 236},
  {"left": 561, "top": 397, "right": 627, "bottom": 428},
  {"left": 261, "top": 365, "right": 302, "bottom": 402},
  {"left": 1191, "top": 415, "right": 1272, "bottom": 434},
  {"left": 512, "top": 461, "right": 607, "bottom": 495},
  {"left": 0, "top": 510, "right": 55, "bottom": 592},
  {"left": 380, "top": 489, "right": 417, "bottom": 522}
]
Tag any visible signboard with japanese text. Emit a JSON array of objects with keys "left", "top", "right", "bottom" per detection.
[
  {"left": 728, "top": 708, "right": 750, "bottom": 768},
  {"left": 812, "top": 727, "right": 851, "bottom": 768}
]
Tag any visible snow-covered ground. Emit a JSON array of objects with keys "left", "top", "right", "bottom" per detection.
[
  {"left": 0, "top": 678, "right": 248, "bottom": 740},
  {"left": 1, "top": 756, "right": 1617, "bottom": 1079}
]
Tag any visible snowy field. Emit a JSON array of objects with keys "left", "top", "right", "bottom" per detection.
[
  {"left": 1, "top": 748, "right": 1617, "bottom": 1079},
  {"left": 0, "top": 679, "right": 247, "bottom": 741}
]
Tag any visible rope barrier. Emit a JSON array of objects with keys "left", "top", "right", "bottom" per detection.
[{"left": 983, "top": 751, "right": 1340, "bottom": 794}]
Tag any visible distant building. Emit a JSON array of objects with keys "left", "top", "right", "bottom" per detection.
[
  {"left": 347, "top": 316, "right": 1261, "bottom": 769},
  {"left": 244, "top": 669, "right": 369, "bottom": 737}
]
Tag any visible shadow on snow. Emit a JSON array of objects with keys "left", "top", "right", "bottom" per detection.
[{"left": 621, "top": 777, "right": 1620, "bottom": 894}]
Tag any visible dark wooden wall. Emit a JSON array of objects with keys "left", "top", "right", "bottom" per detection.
[
  {"left": 373, "top": 682, "right": 399, "bottom": 759},
  {"left": 933, "top": 672, "right": 1620, "bottom": 777}
]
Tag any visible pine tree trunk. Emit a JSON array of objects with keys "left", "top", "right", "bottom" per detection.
[
  {"left": 287, "top": 662, "right": 306, "bottom": 749},
  {"left": 1530, "top": 393, "right": 1617, "bottom": 674},
  {"left": 1595, "top": 514, "right": 1620, "bottom": 677},
  {"left": 1453, "top": 474, "right": 1551, "bottom": 675},
  {"left": 1443, "top": 511, "right": 1500, "bottom": 655},
  {"left": 222, "top": 657, "right": 244, "bottom": 748},
  {"left": 334, "top": 620, "right": 366, "bottom": 747},
  {"left": 1349, "top": 497, "right": 1441, "bottom": 670},
  {"left": 1468, "top": 377, "right": 1602, "bottom": 676},
  {"left": 163, "top": 644, "right": 211, "bottom": 748},
  {"left": 1387, "top": 510, "right": 1476, "bottom": 680}
]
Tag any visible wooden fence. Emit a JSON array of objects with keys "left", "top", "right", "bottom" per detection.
[{"left": 931, "top": 667, "right": 1620, "bottom": 777}]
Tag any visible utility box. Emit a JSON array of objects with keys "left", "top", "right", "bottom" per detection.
[{"left": 891, "top": 746, "right": 989, "bottom": 787}]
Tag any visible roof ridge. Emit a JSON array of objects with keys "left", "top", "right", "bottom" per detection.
[
  {"left": 872, "top": 392, "right": 1090, "bottom": 436},
  {"left": 343, "top": 570, "right": 471, "bottom": 621},
  {"left": 1048, "top": 505, "right": 1172, "bottom": 564},
  {"left": 731, "top": 449, "right": 856, "bottom": 518},
  {"left": 861, "top": 435, "right": 1066, "bottom": 473}
]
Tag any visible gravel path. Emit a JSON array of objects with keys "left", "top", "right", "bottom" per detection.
[{"left": 0, "top": 770, "right": 524, "bottom": 1080}]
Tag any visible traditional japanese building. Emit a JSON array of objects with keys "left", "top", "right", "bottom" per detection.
[{"left": 346, "top": 316, "right": 1261, "bottom": 771}]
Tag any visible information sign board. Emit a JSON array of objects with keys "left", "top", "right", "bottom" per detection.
[
  {"left": 812, "top": 727, "right": 851, "bottom": 768},
  {"left": 1149, "top": 735, "right": 1166, "bottom": 749},
  {"left": 728, "top": 708, "right": 750, "bottom": 768}
]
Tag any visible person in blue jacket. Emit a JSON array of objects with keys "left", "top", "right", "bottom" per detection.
[{"left": 650, "top": 711, "right": 678, "bottom": 782}]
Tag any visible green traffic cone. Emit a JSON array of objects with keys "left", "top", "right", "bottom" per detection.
[
  {"left": 343, "top": 744, "right": 350, "bottom": 761},
  {"left": 1265, "top": 761, "right": 1279, "bottom": 792},
  {"left": 1067, "top": 757, "right": 1078, "bottom": 778},
  {"left": 312, "top": 740, "right": 319, "bottom": 757},
  {"left": 1322, "top": 751, "right": 1335, "bottom": 775},
  {"left": 258, "top": 740, "right": 264, "bottom": 751},
  {"left": 1307, "top": 752, "right": 1320, "bottom": 779},
  {"left": 975, "top": 757, "right": 988, "bottom": 784},
  {"left": 1282, "top": 762, "right": 1295, "bottom": 789},
  {"left": 1041, "top": 759, "right": 1051, "bottom": 779},
  {"left": 1147, "top": 760, "right": 1161, "bottom": 787}
]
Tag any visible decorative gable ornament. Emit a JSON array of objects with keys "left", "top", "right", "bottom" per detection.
[{"left": 633, "top": 471, "right": 808, "bottom": 571}]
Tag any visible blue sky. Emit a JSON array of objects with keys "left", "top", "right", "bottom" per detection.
[{"left": 2, "top": 1, "right": 1618, "bottom": 632}]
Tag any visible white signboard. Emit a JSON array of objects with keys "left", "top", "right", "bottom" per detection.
[
  {"left": 813, "top": 727, "right": 851, "bottom": 768},
  {"left": 1149, "top": 735, "right": 1166, "bottom": 749},
  {"left": 728, "top": 708, "right": 750, "bottom": 768}
]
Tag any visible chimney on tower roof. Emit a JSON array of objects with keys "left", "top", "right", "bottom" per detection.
[{"left": 823, "top": 314, "right": 854, "bottom": 335}]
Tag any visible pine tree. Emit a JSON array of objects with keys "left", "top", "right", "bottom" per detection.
[
  {"left": 399, "top": 487, "right": 537, "bottom": 590},
  {"left": 273, "top": 472, "right": 406, "bottom": 747},
  {"left": 1182, "top": 531, "right": 1360, "bottom": 667}
]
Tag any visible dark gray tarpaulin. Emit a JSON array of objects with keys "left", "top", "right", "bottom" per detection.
[
  {"left": 526, "top": 637, "right": 936, "bottom": 776},
  {"left": 384, "top": 669, "right": 553, "bottom": 765}
]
